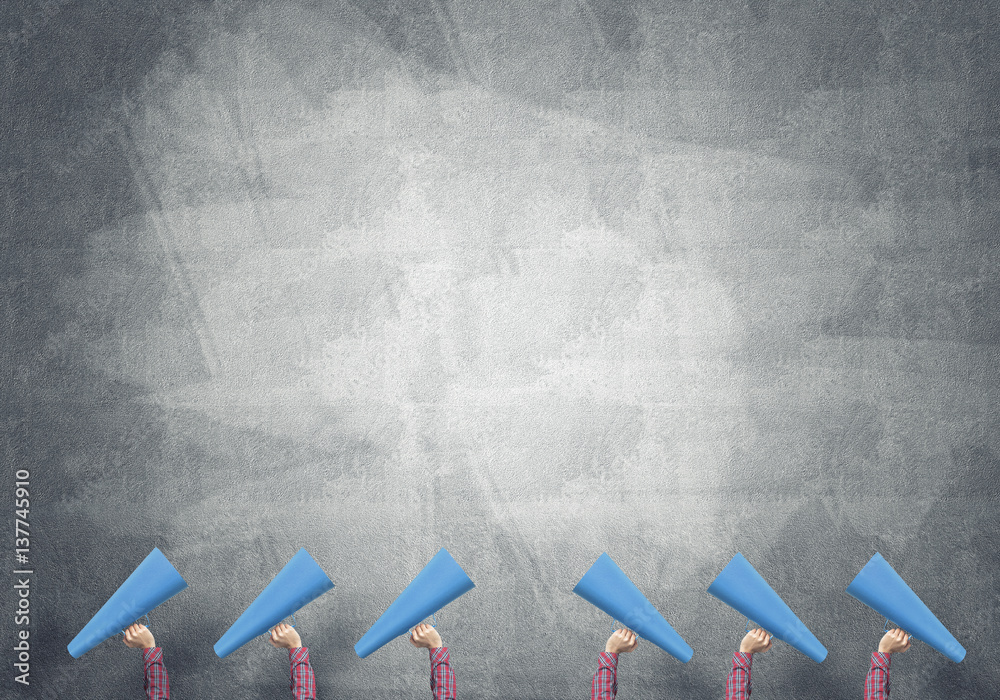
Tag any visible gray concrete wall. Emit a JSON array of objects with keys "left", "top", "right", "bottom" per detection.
[{"left": 3, "top": 1, "right": 999, "bottom": 697}]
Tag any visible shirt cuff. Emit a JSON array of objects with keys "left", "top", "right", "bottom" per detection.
[
  {"left": 598, "top": 651, "right": 619, "bottom": 669},
  {"left": 871, "top": 651, "right": 891, "bottom": 669},
  {"left": 732, "top": 651, "right": 753, "bottom": 669},
  {"left": 430, "top": 647, "right": 450, "bottom": 664},
  {"left": 142, "top": 647, "right": 163, "bottom": 665},
  {"left": 289, "top": 647, "right": 310, "bottom": 664}
]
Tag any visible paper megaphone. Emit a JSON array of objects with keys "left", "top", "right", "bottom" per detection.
[
  {"left": 355, "top": 548, "right": 475, "bottom": 658},
  {"left": 707, "top": 553, "right": 828, "bottom": 663},
  {"left": 68, "top": 548, "right": 188, "bottom": 658},
  {"left": 573, "top": 553, "right": 693, "bottom": 662},
  {"left": 214, "top": 548, "right": 334, "bottom": 658},
  {"left": 845, "top": 552, "right": 965, "bottom": 663}
]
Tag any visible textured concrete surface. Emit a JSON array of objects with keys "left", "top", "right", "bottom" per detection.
[{"left": 3, "top": 1, "right": 999, "bottom": 697}]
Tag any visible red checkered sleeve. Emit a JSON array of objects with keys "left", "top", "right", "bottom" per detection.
[
  {"left": 864, "top": 652, "right": 891, "bottom": 700},
  {"left": 726, "top": 651, "right": 752, "bottom": 700},
  {"left": 141, "top": 647, "right": 169, "bottom": 700},
  {"left": 591, "top": 651, "right": 619, "bottom": 700},
  {"left": 430, "top": 647, "right": 456, "bottom": 700},
  {"left": 289, "top": 647, "right": 316, "bottom": 700}
]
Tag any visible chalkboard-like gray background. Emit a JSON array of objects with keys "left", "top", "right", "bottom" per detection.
[{"left": 3, "top": 1, "right": 999, "bottom": 698}]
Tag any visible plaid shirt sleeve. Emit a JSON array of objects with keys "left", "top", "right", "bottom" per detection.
[
  {"left": 864, "top": 652, "right": 891, "bottom": 700},
  {"left": 430, "top": 647, "right": 457, "bottom": 700},
  {"left": 289, "top": 647, "right": 317, "bottom": 700},
  {"left": 591, "top": 652, "right": 619, "bottom": 700},
  {"left": 726, "top": 651, "right": 752, "bottom": 700},
  {"left": 141, "top": 647, "right": 169, "bottom": 700}
]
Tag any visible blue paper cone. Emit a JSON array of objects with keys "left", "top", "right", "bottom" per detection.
[
  {"left": 707, "top": 553, "right": 827, "bottom": 663},
  {"left": 214, "top": 548, "right": 334, "bottom": 658},
  {"left": 68, "top": 548, "right": 188, "bottom": 658},
  {"left": 573, "top": 553, "right": 694, "bottom": 662},
  {"left": 845, "top": 553, "right": 965, "bottom": 663},
  {"left": 355, "top": 548, "right": 475, "bottom": 658}
]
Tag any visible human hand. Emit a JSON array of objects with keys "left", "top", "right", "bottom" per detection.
[
  {"left": 605, "top": 629, "right": 639, "bottom": 654},
  {"left": 269, "top": 622, "right": 302, "bottom": 649},
  {"left": 739, "top": 628, "right": 772, "bottom": 654},
  {"left": 878, "top": 628, "right": 911, "bottom": 654},
  {"left": 123, "top": 623, "right": 156, "bottom": 649},
  {"left": 409, "top": 623, "right": 443, "bottom": 649}
]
